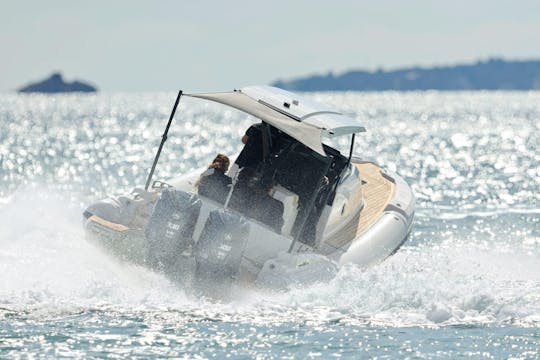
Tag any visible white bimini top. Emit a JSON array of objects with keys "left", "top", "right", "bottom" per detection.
[{"left": 186, "top": 85, "right": 365, "bottom": 156}]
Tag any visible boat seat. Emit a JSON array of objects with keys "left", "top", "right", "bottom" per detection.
[
  {"left": 228, "top": 181, "right": 284, "bottom": 233},
  {"left": 270, "top": 185, "right": 299, "bottom": 236}
]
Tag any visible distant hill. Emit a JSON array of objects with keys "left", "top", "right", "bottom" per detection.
[
  {"left": 272, "top": 59, "right": 540, "bottom": 91},
  {"left": 18, "top": 73, "right": 97, "bottom": 93}
]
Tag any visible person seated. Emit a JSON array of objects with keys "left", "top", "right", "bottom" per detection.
[
  {"left": 232, "top": 122, "right": 292, "bottom": 185},
  {"left": 229, "top": 167, "right": 284, "bottom": 232},
  {"left": 196, "top": 154, "right": 232, "bottom": 204},
  {"left": 228, "top": 167, "right": 259, "bottom": 213}
]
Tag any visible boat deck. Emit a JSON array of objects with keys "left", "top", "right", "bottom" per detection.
[{"left": 323, "top": 161, "right": 395, "bottom": 250}]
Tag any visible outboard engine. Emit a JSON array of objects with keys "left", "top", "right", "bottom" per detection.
[
  {"left": 194, "top": 209, "right": 250, "bottom": 296},
  {"left": 145, "top": 188, "right": 201, "bottom": 274}
]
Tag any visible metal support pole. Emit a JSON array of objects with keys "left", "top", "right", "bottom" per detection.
[
  {"left": 347, "top": 133, "right": 356, "bottom": 165},
  {"left": 144, "top": 90, "right": 183, "bottom": 191}
]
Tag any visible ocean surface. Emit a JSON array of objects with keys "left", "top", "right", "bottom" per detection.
[{"left": 0, "top": 91, "right": 538, "bottom": 359}]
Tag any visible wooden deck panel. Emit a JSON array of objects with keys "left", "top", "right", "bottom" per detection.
[
  {"left": 356, "top": 162, "right": 395, "bottom": 235},
  {"left": 323, "top": 162, "right": 394, "bottom": 249}
]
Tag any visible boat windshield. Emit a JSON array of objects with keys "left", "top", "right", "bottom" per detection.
[{"left": 322, "top": 134, "right": 356, "bottom": 159}]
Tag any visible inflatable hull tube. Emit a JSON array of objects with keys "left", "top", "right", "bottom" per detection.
[
  {"left": 339, "top": 170, "right": 415, "bottom": 267},
  {"left": 256, "top": 252, "right": 338, "bottom": 290}
]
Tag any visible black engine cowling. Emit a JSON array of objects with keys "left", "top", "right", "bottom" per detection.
[
  {"left": 194, "top": 209, "right": 250, "bottom": 293},
  {"left": 144, "top": 188, "right": 201, "bottom": 272}
]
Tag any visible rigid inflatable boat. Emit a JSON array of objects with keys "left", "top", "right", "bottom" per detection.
[{"left": 83, "top": 86, "right": 415, "bottom": 291}]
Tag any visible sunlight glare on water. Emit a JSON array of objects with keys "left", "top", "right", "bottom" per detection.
[{"left": 0, "top": 91, "right": 539, "bottom": 358}]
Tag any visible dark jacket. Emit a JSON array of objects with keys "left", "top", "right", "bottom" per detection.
[
  {"left": 236, "top": 123, "right": 263, "bottom": 169},
  {"left": 197, "top": 168, "right": 232, "bottom": 204}
]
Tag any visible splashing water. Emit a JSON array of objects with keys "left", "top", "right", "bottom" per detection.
[{"left": 0, "top": 92, "right": 539, "bottom": 358}]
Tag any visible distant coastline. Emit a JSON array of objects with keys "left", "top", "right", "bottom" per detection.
[
  {"left": 272, "top": 58, "right": 540, "bottom": 91},
  {"left": 18, "top": 73, "right": 97, "bottom": 93}
]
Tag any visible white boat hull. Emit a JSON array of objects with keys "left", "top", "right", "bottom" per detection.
[
  {"left": 82, "top": 85, "right": 416, "bottom": 293},
  {"left": 84, "top": 160, "right": 414, "bottom": 289}
]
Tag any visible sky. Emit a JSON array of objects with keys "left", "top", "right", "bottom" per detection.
[{"left": 1, "top": 0, "right": 540, "bottom": 92}]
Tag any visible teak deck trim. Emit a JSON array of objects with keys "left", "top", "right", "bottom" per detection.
[
  {"left": 323, "top": 162, "right": 395, "bottom": 249},
  {"left": 356, "top": 162, "right": 395, "bottom": 235},
  {"left": 89, "top": 215, "right": 130, "bottom": 232}
]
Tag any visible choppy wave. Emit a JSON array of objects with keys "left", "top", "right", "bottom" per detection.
[
  {"left": 0, "top": 188, "right": 538, "bottom": 329},
  {"left": 1, "top": 92, "right": 539, "bottom": 357}
]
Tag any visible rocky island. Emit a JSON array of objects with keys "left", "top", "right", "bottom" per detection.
[{"left": 18, "top": 73, "right": 97, "bottom": 93}]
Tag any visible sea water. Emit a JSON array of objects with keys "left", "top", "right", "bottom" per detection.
[{"left": 0, "top": 91, "right": 538, "bottom": 358}]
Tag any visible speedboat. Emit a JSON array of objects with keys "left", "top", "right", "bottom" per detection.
[{"left": 83, "top": 86, "right": 415, "bottom": 291}]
